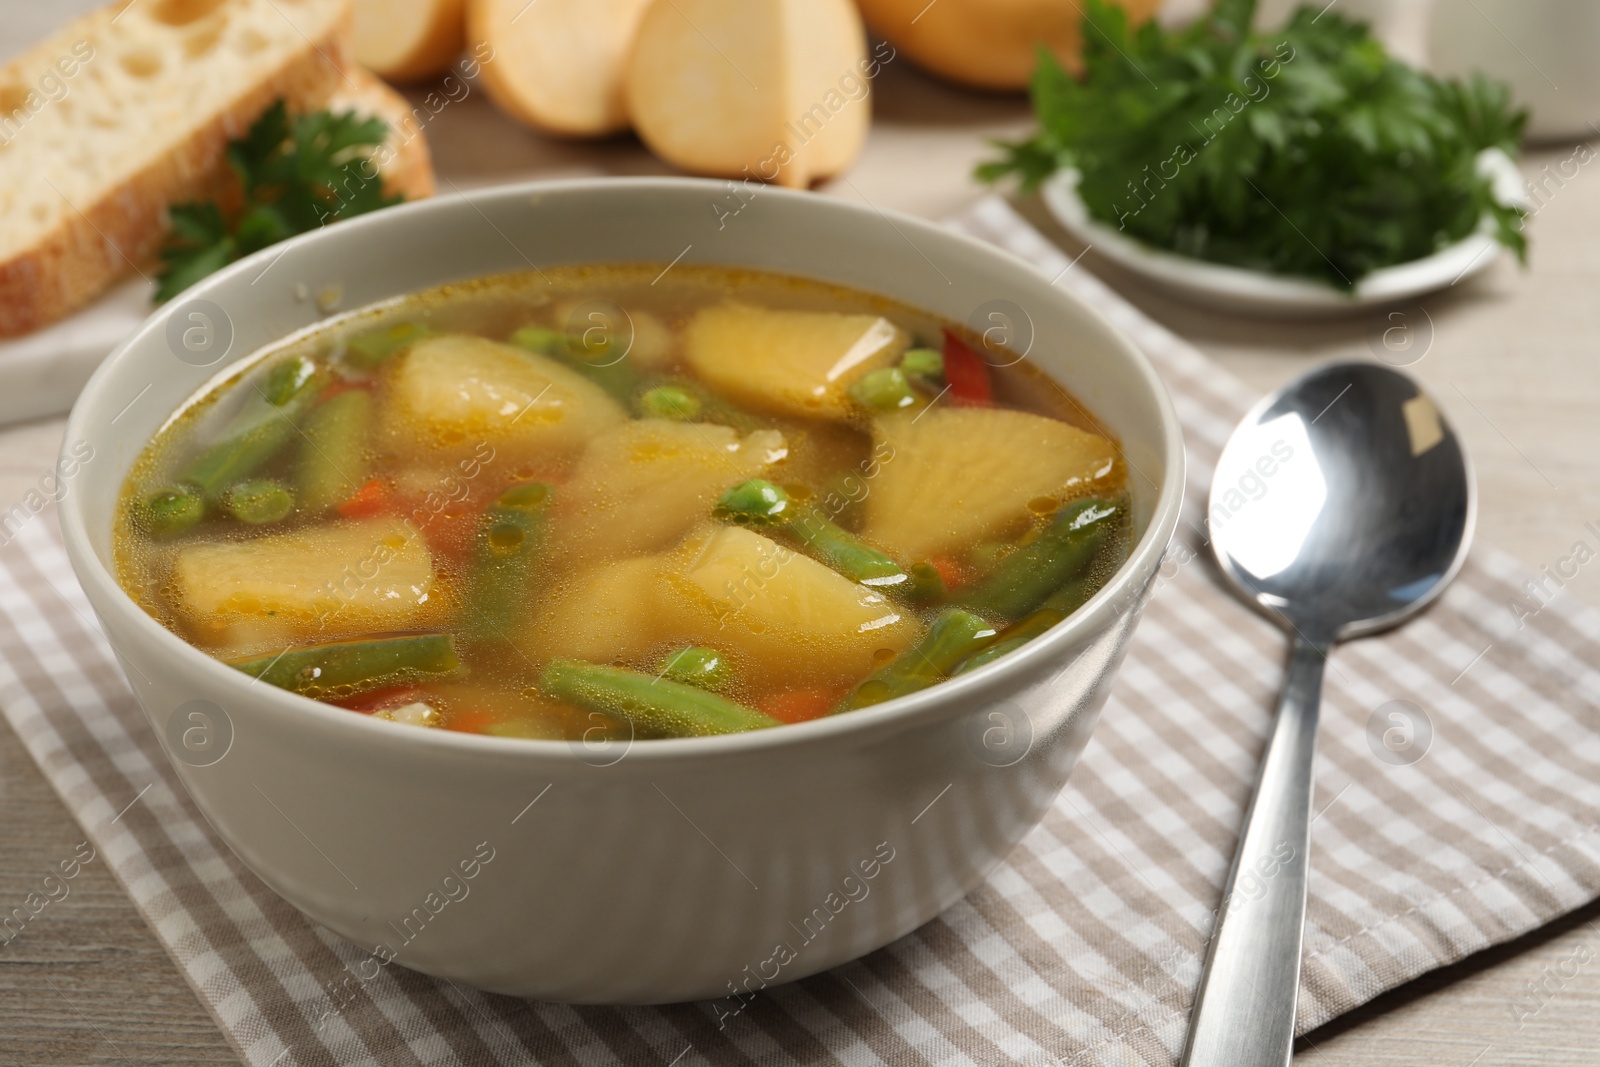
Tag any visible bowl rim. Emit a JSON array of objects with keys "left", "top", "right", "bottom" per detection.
[{"left": 59, "top": 176, "right": 1187, "bottom": 763}]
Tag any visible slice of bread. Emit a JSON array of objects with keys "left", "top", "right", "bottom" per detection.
[{"left": 0, "top": 0, "right": 353, "bottom": 337}]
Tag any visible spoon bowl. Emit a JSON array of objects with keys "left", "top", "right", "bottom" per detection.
[
  {"left": 1181, "top": 361, "right": 1474, "bottom": 1067},
  {"left": 1210, "top": 361, "right": 1475, "bottom": 641}
]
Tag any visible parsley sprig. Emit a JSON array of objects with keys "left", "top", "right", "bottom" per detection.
[
  {"left": 978, "top": 0, "right": 1528, "bottom": 288},
  {"left": 156, "top": 100, "right": 401, "bottom": 302}
]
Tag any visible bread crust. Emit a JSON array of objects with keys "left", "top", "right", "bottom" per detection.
[{"left": 0, "top": 7, "right": 353, "bottom": 337}]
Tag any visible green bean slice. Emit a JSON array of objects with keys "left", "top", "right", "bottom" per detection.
[
  {"left": 957, "top": 496, "right": 1123, "bottom": 620},
  {"left": 835, "top": 609, "right": 998, "bottom": 712},
  {"left": 230, "top": 633, "right": 460, "bottom": 697},
  {"left": 540, "top": 660, "right": 779, "bottom": 737},
  {"left": 136, "top": 484, "right": 205, "bottom": 538},
  {"left": 182, "top": 354, "right": 324, "bottom": 499},
  {"left": 463, "top": 481, "right": 553, "bottom": 643},
  {"left": 296, "top": 389, "right": 373, "bottom": 513},
  {"left": 657, "top": 646, "right": 733, "bottom": 691}
]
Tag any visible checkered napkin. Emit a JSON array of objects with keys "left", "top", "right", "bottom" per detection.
[{"left": 5, "top": 196, "right": 1600, "bottom": 1067}]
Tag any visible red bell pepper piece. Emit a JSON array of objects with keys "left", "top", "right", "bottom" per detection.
[{"left": 942, "top": 329, "right": 994, "bottom": 407}]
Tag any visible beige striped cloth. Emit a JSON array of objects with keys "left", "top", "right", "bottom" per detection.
[{"left": 4, "top": 197, "right": 1600, "bottom": 1066}]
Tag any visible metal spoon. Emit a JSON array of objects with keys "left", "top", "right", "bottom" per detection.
[{"left": 1180, "top": 362, "right": 1474, "bottom": 1067}]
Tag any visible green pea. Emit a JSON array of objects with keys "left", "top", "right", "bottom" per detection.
[
  {"left": 139, "top": 484, "right": 205, "bottom": 537},
  {"left": 713, "top": 478, "right": 789, "bottom": 526},
  {"left": 640, "top": 385, "right": 703, "bottom": 421},
  {"left": 848, "top": 367, "right": 918, "bottom": 412},
  {"left": 221, "top": 479, "right": 295, "bottom": 525},
  {"left": 509, "top": 326, "right": 571, "bottom": 356},
  {"left": 510, "top": 325, "right": 636, "bottom": 401},
  {"left": 899, "top": 347, "right": 944, "bottom": 382}
]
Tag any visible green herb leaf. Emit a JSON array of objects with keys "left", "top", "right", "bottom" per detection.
[
  {"left": 155, "top": 204, "right": 235, "bottom": 303},
  {"left": 156, "top": 99, "right": 401, "bottom": 303},
  {"left": 978, "top": 0, "right": 1529, "bottom": 288}
]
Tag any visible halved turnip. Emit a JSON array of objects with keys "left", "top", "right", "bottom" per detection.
[
  {"left": 624, "top": 0, "right": 870, "bottom": 187},
  {"left": 469, "top": 0, "right": 653, "bottom": 136},
  {"left": 856, "top": 0, "right": 1164, "bottom": 91},
  {"left": 353, "top": 0, "right": 467, "bottom": 83}
]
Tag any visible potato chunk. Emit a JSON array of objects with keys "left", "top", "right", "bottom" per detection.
[
  {"left": 381, "top": 334, "right": 625, "bottom": 468},
  {"left": 526, "top": 555, "right": 678, "bottom": 666},
  {"left": 674, "top": 526, "right": 911, "bottom": 675},
  {"left": 863, "top": 407, "right": 1118, "bottom": 560},
  {"left": 684, "top": 304, "right": 909, "bottom": 420},
  {"left": 556, "top": 419, "right": 787, "bottom": 562},
  {"left": 525, "top": 525, "right": 913, "bottom": 690},
  {"left": 172, "top": 518, "right": 437, "bottom": 652},
  {"left": 670, "top": 525, "right": 915, "bottom": 688}
]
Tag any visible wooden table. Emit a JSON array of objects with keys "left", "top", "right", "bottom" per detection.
[{"left": 4, "top": 6, "right": 1599, "bottom": 1063}]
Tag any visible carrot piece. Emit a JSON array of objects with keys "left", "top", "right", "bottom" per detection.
[
  {"left": 942, "top": 329, "right": 994, "bottom": 407},
  {"left": 405, "top": 498, "right": 481, "bottom": 564},
  {"left": 443, "top": 709, "right": 498, "bottom": 735},
  {"left": 928, "top": 555, "right": 967, "bottom": 592},
  {"left": 338, "top": 479, "right": 477, "bottom": 560},
  {"left": 334, "top": 684, "right": 425, "bottom": 713},
  {"left": 318, "top": 378, "right": 373, "bottom": 403},
  {"left": 337, "top": 478, "right": 394, "bottom": 519},
  {"left": 758, "top": 687, "right": 847, "bottom": 724}
]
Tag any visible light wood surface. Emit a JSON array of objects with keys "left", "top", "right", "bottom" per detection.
[{"left": 3, "top": 4, "right": 1599, "bottom": 1063}]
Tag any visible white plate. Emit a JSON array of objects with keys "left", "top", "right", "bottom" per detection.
[
  {"left": 1040, "top": 150, "right": 1526, "bottom": 318},
  {"left": 0, "top": 279, "right": 151, "bottom": 428}
]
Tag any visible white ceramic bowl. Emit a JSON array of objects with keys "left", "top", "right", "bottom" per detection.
[
  {"left": 1041, "top": 151, "right": 1525, "bottom": 318},
  {"left": 59, "top": 178, "right": 1184, "bottom": 1003}
]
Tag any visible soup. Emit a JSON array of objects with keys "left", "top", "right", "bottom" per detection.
[{"left": 115, "top": 265, "right": 1130, "bottom": 740}]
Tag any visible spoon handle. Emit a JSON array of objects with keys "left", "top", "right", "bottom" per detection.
[{"left": 1180, "top": 635, "right": 1327, "bottom": 1067}]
